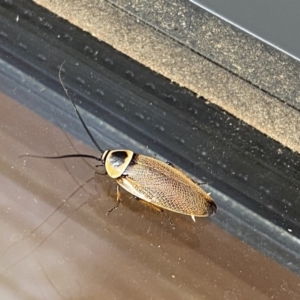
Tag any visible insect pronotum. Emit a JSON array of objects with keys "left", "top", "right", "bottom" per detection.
[{"left": 23, "top": 65, "right": 217, "bottom": 222}]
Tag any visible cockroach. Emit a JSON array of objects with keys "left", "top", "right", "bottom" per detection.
[{"left": 22, "top": 66, "right": 217, "bottom": 222}]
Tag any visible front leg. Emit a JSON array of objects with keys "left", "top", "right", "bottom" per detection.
[{"left": 106, "top": 184, "right": 122, "bottom": 215}]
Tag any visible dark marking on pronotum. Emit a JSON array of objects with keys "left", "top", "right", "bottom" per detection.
[{"left": 109, "top": 151, "right": 128, "bottom": 167}]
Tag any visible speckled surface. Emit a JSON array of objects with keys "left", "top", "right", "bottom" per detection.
[
  {"left": 111, "top": 0, "right": 300, "bottom": 109},
  {"left": 33, "top": 0, "right": 300, "bottom": 153}
]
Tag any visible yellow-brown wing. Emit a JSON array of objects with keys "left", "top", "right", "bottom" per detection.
[{"left": 116, "top": 154, "right": 216, "bottom": 217}]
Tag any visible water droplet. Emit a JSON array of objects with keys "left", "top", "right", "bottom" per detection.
[
  {"left": 282, "top": 198, "right": 292, "bottom": 207},
  {"left": 146, "top": 82, "right": 155, "bottom": 90},
  {"left": 96, "top": 89, "right": 104, "bottom": 96},
  {"left": 167, "top": 95, "right": 176, "bottom": 102},
  {"left": 10, "top": 233, "right": 22, "bottom": 242},
  {"left": 116, "top": 101, "right": 124, "bottom": 108},
  {"left": 175, "top": 136, "right": 185, "bottom": 144},
  {"left": 18, "top": 42, "right": 27, "bottom": 50},
  {"left": 84, "top": 46, "right": 93, "bottom": 54},
  {"left": 126, "top": 70, "right": 134, "bottom": 77},
  {"left": 0, "top": 31, "right": 8, "bottom": 39},
  {"left": 104, "top": 58, "right": 113, "bottom": 65},
  {"left": 76, "top": 77, "right": 85, "bottom": 85},
  {"left": 135, "top": 113, "right": 144, "bottom": 120},
  {"left": 189, "top": 107, "right": 198, "bottom": 114},
  {"left": 43, "top": 22, "right": 53, "bottom": 30},
  {"left": 37, "top": 54, "right": 46, "bottom": 62},
  {"left": 155, "top": 125, "right": 165, "bottom": 131},
  {"left": 24, "top": 10, "right": 34, "bottom": 18},
  {"left": 63, "top": 33, "right": 73, "bottom": 42}
]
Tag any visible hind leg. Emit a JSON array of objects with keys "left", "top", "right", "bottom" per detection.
[{"left": 138, "top": 200, "right": 175, "bottom": 229}]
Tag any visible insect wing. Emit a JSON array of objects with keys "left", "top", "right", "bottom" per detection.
[{"left": 118, "top": 155, "right": 216, "bottom": 217}]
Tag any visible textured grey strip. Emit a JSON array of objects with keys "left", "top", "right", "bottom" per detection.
[
  {"left": 110, "top": 0, "right": 300, "bottom": 110},
  {"left": 190, "top": 0, "right": 300, "bottom": 62},
  {"left": 34, "top": 0, "right": 300, "bottom": 153}
]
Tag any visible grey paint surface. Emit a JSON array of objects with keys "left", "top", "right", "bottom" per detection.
[
  {"left": 190, "top": 0, "right": 300, "bottom": 60},
  {"left": 32, "top": 0, "right": 300, "bottom": 154}
]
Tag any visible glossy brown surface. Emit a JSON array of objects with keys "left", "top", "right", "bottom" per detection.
[{"left": 0, "top": 94, "right": 299, "bottom": 299}]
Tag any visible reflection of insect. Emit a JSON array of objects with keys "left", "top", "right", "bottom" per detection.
[{"left": 22, "top": 65, "right": 217, "bottom": 222}]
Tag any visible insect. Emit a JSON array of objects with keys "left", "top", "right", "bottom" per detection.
[{"left": 23, "top": 66, "right": 217, "bottom": 222}]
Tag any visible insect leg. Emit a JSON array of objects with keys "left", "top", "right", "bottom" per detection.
[
  {"left": 164, "top": 212, "right": 176, "bottom": 229},
  {"left": 166, "top": 161, "right": 212, "bottom": 188},
  {"left": 189, "top": 177, "right": 212, "bottom": 186},
  {"left": 95, "top": 169, "right": 107, "bottom": 176},
  {"left": 138, "top": 200, "right": 175, "bottom": 228},
  {"left": 138, "top": 199, "right": 163, "bottom": 212},
  {"left": 195, "top": 181, "right": 211, "bottom": 186},
  {"left": 106, "top": 184, "right": 121, "bottom": 215},
  {"left": 166, "top": 162, "right": 175, "bottom": 168},
  {"left": 95, "top": 162, "right": 106, "bottom": 175}
]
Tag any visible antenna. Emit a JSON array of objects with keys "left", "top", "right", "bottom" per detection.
[
  {"left": 19, "top": 153, "right": 102, "bottom": 161},
  {"left": 58, "top": 62, "right": 104, "bottom": 154}
]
